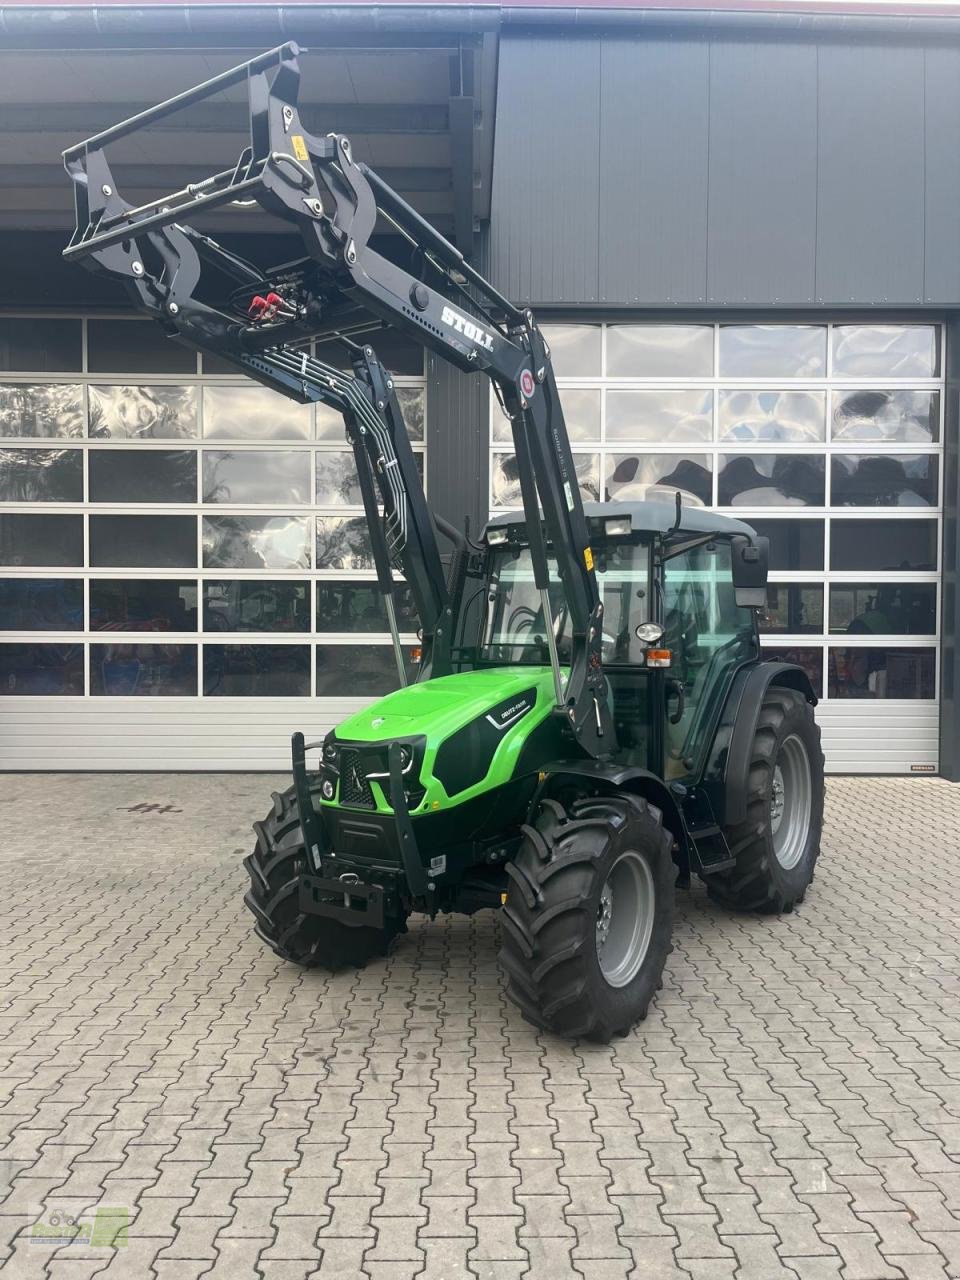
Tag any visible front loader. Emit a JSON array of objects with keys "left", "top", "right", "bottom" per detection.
[{"left": 64, "top": 43, "right": 824, "bottom": 1042}]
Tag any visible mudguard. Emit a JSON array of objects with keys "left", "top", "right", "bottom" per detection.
[{"left": 532, "top": 759, "right": 688, "bottom": 852}]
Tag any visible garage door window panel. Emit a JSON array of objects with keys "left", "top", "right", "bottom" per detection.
[
  {"left": 719, "top": 325, "right": 827, "bottom": 378},
  {"left": 0, "top": 319, "right": 82, "bottom": 373},
  {"left": 90, "top": 579, "right": 198, "bottom": 632},
  {"left": 90, "top": 515, "right": 197, "bottom": 569},
  {"left": 0, "top": 385, "right": 84, "bottom": 438},
  {"left": 0, "top": 448, "right": 83, "bottom": 503},
  {"left": 90, "top": 643, "right": 198, "bottom": 696},
  {"left": 831, "top": 454, "right": 938, "bottom": 507},
  {"left": 832, "top": 325, "right": 939, "bottom": 378},
  {"left": 203, "top": 581, "right": 310, "bottom": 633},
  {"left": 0, "top": 642, "right": 84, "bottom": 695},
  {"left": 831, "top": 389, "right": 939, "bottom": 444},
  {"left": 203, "top": 644, "right": 311, "bottom": 697},
  {"left": 829, "top": 583, "right": 937, "bottom": 636},
  {"left": 0, "top": 578, "right": 83, "bottom": 630},
  {"left": 89, "top": 449, "right": 197, "bottom": 504},
  {"left": 828, "top": 646, "right": 936, "bottom": 699},
  {"left": 89, "top": 385, "right": 197, "bottom": 440},
  {"left": 202, "top": 450, "right": 310, "bottom": 505}
]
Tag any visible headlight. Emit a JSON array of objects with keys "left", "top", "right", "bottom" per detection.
[
  {"left": 487, "top": 527, "right": 508, "bottom": 545},
  {"left": 635, "top": 622, "right": 664, "bottom": 644},
  {"left": 323, "top": 740, "right": 338, "bottom": 764},
  {"left": 604, "top": 516, "right": 632, "bottom": 537},
  {"left": 399, "top": 746, "right": 411, "bottom": 769},
  {"left": 321, "top": 779, "right": 335, "bottom": 799}
]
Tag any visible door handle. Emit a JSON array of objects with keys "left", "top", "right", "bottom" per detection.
[{"left": 667, "top": 679, "right": 685, "bottom": 725}]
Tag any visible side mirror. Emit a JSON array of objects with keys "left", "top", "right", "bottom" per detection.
[{"left": 731, "top": 534, "right": 769, "bottom": 608}]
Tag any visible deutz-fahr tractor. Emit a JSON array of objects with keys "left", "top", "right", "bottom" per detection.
[{"left": 64, "top": 44, "right": 824, "bottom": 1042}]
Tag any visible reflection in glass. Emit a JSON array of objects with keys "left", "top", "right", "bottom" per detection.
[
  {"left": 606, "top": 325, "right": 713, "bottom": 378},
  {"left": 90, "top": 515, "right": 197, "bottom": 568},
  {"left": 316, "top": 644, "right": 403, "bottom": 696},
  {"left": 606, "top": 390, "right": 712, "bottom": 444},
  {"left": 316, "top": 515, "right": 375, "bottom": 570},
  {"left": 749, "top": 519, "right": 824, "bottom": 570},
  {"left": 316, "top": 451, "right": 362, "bottom": 506},
  {"left": 89, "top": 449, "right": 196, "bottom": 504},
  {"left": 494, "top": 390, "right": 598, "bottom": 444},
  {"left": 89, "top": 385, "right": 197, "bottom": 439},
  {"left": 828, "top": 646, "right": 935, "bottom": 699},
  {"left": 203, "top": 385, "right": 311, "bottom": 440},
  {"left": 0, "top": 449, "right": 83, "bottom": 502},
  {"left": 760, "top": 584, "right": 823, "bottom": 635},
  {"left": 203, "top": 644, "right": 310, "bottom": 696},
  {"left": 830, "top": 519, "right": 937, "bottom": 572},
  {"left": 493, "top": 452, "right": 600, "bottom": 508},
  {"left": 316, "top": 581, "right": 418, "bottom": 633},
  {"left": 203, "top": 581, "right": 310, "bottom": 632},
  {"left": 761, "top": 645, "right": 823, "bottom": 698},
  {"left": 539, "top": 325, "right": 602, "bottom": 378},
  {"left": 90, "top": 643, "right": 198, "bottom": 695},
  {"left": 396, "top": 387, "right": 425, "bottom": 442},
  {"left": 203, "top": 451, "right": 310, "bottom": 504},
  {"left": 605, "top": 453, "right": 712, "bottom": 506},
  {"left": 719, "top": 390, "right": 825, "bottom": 443},
  {"left": 0, "top": 319, "right": 82, "bottom": 373},
  {"left": 90, "top": 580, "right": 198, "bottom": 632},
  {"left": 0, "top": 643, "right": 83, "bottom": 694},
  {"left": 829, "top": 584, "right": 936, "bottom": 636},
  {"left": 831, "top": 454, "right": 937, "bottom": 507},
  {"left": 832, "top": 390, "right": 939, "bottom": 444},
  {"left": 0, "top": 579, "right": 83, "bottom": 630},
  {"left": 718, "top": 325, "right": 826, "bottom": 378},
  {"left": 0, "top": 385, "right": 83, "bottom": 438},
  {"left": 202, "top": 515, "right": 309, "bottom": 570},
  {"left": 717, "top": 454, "right": 824, "bottom": 507},
  {"left": 87, "top": 320, "right": 196, "bottom": 374},
  {"left": 0, "top": 514, "right": 83, "bottom": 567},
  {"left": 832, "top": 325, "right": 938, "bottom": 378}
]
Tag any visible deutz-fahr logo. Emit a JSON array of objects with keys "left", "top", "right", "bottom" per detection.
[{"left": 440, "top": 304, "right": 495, "bottom": 351}]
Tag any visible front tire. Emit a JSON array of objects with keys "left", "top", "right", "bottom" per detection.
[
  {"left": 709, "top": 686, "right": 824, "bottom": 913},
  {"left": 498, "top": 794, "right": 675, "bottom": 1042},
  {"left": 243, "top": 785, "right": 404, "bottom": 970}
]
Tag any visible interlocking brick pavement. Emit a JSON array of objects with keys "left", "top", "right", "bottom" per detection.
[{"left": 1, "top": 773, "right": 959, "bottom": 1278}]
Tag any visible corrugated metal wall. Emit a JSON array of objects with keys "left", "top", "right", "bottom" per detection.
[{"left": 489, "top": 33, "right": 960, "bottom": 309}]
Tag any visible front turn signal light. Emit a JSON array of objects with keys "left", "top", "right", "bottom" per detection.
[
  {"left": 410, "top": 646, "right": 422, "bottom": 662},
  {"left": 645, "top": 648, "right": 672, "bottom": 668}
]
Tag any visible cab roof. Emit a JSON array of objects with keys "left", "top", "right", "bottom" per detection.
[{"left": 485, "top": 500, "right": 757, "bottom": 541}]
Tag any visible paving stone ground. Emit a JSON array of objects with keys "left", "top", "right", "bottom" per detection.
[{"left": 1, "top": 773, "right": 959, "bottom": 1279}]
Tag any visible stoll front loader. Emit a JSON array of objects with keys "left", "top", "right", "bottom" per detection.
[{"left": 64, "top": 44, "right": 824, "bottom": 1042}]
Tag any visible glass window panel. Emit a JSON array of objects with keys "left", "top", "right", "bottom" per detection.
[
  {"left": 87, "top": 320, "right": 195, "bottom": 374},
  {"left": 828, "top": 646, "right": 935, "bottom": 699},
  {"left": 202, "top": 515, "right": 309, "bottom": 570},
  {"left": 316, "top": 451, "right": 362, "bottom": 506},
  {"left": 606, "top": 325, "right": 713, "bottom": 378},
  {"left": 830, "top": 518, "right": 937, "bottom": 572},
  {"left": 396, "top": 387, "right": 425, "bottom": 442},
  {"left": 717, "top": 454, "right": 825, "bottom": 507},
  {"left": 761, "top": 645, "right": 823, "bottom": 698},
  {"left": 89, "top": 449, "right": 196, "bottom": 504},
  {"left": 202, "top": 450, "right": 310, "bottom": 505},
  {"left": 0, "top": 319, "right": 82, "bottom": 373},
  {"left": 493, "top": 451, "right": 600, "bottom": 508},
  {"left": 718, "top": 390, "right": 825, "bottom": 443},
  {"left": 316, "top": 581, "right": 419, "bottom": 633},
  {"left": 203, "top": 385, "right": 311, "bottom": 441},
  {"left": 554, "top": 388, "right": 602, "bottom": 442},
  {"left": 0, "top": 642, "right": 84, "bottom": 694},
  {"left": 604, "top": 453, "right": 712, "bottom": 506},
  {"left": 88, "top": 385, "right": 197, "bottom": 440},
  {"left": 832, "top": 325, "right": 938, "bottom": 378},
  {"left": 0, "top": 514, "right": 83, "bottom": 567},
  {"left": 203, "top": 580, "right": 310, "bottom": 633},
  {"left": 90, "top": 515, "right": 197, "bottom": 568},
  {"left": 748, "top": 518, "right": 824, "bottom": 571},
  {"left": 718, "top": 325, "right": 826, "bottom": 377},
  {"left": 760, "top": 584, "right": 824, "bottom": 635},
  {"left": 90, "top": 579, "right": 198, "bottom": 632},
  {"left": 832, "top": 389, "right": 939, "bottom": 444},
  {"left": 539, "top": 324, "right": 602, "bottom": 378},
  {"left": 831, "top": 454, "right": 937, "bottom": 508},
  {"left": 316, "top": 515, "right": 375, "bottom": 570},
  {"left": 0, "top": 448, "right": 83, "bottom": 502},
  {"left": 203, "top": 644, "right": 310, "bottom": 696},
  {"left": 90, "top": 643, "right": 198, "bottom": 696},
  {"left": 0, "top": 579, "right": 83, "bottom": 630},
  {"left": 829, "top": 583, "right": 937, "bottom": 636},
  {"left": 606, "top": 389, "right": 713, "bottom": 444},
  {"left": 0, "top": 385, "right": 83, "bottom": 438},
  {"left": 316, "top": 644, "right": 404, "bottom": 696}
]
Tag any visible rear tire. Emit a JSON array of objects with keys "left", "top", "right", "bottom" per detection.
[
  {"left": 709, "top": 687, "right": 824, "bottom": 913},
  {"left": 498, "top": 794, "right": 675, "bottom": 1043},
  {"left": 243, "top": 785, "right": 404, "bottom": 970}
]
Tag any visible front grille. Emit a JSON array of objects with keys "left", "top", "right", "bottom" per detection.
[{"left": 338, "top": 748, "right": 376, "bottom": 810}]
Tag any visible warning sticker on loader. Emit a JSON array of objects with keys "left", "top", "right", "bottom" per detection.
[
  {"left": 584, "top": 546, "right": 594, "bottom": 571},
  {"left": 291, "top": 135, "right": 309, "bottom": 163}
]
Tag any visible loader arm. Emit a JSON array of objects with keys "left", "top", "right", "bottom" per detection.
[{"left": 63, "top": 40, "right": 614, "bottom": 757}]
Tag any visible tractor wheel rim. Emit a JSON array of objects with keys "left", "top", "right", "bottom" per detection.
[
  {"left": 771, "top": 733, "right": 812, "bottom": 871},
  {"left": 596, "top": 851, "right": 655, "bottom": 988}
]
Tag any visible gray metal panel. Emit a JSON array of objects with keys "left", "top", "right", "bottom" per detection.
[
  {"left": 924, "top": 47, "right": 960, "bottom": 306},
  {"left": 598, "top": 37, "right": 709, "bottom": 306},
  {"left": 426, "top": 349, "right": 487, "bottom": 538},
  {"left": 488, "top": 36, "right": 600, "bottom": 304},
  {"left": 816, "top": 43, "right": 925, "bottom": 306},
  {"left": 707, "top": 41, "right": 818, "bottom": 306}
]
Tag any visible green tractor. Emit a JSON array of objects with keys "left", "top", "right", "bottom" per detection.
[{"left": 64, "top": 43, "right": 824, "bottom": 1042}]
